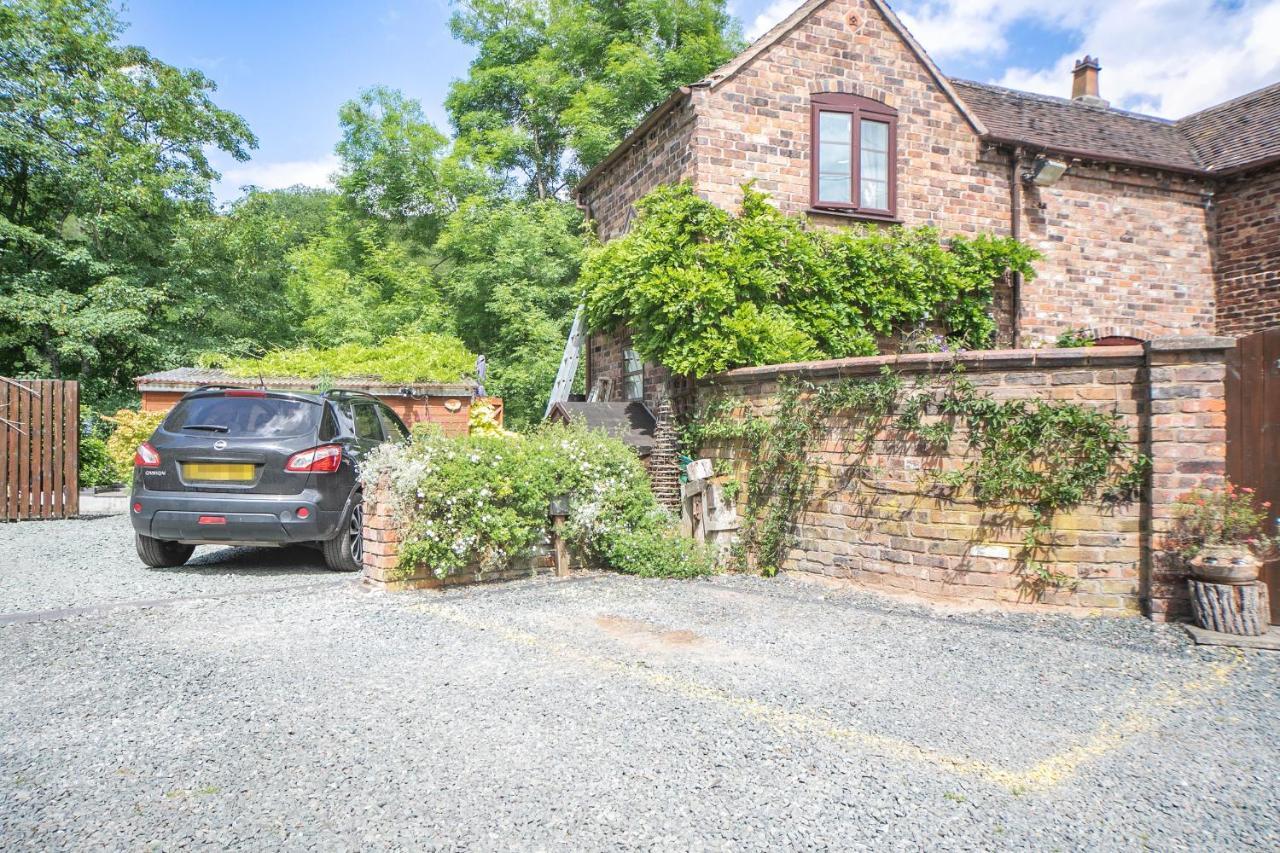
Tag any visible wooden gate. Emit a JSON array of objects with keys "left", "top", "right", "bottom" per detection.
[
  {"left": 0, "top": 379, "right": 79, "bottom": 521},
  {"left": 1225, "top": 329, "right": 1280, "bottom": 624}
]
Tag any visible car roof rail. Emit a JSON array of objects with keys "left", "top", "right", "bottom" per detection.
[
  {"left": 322, "top": 389, "right": 379, "bottom": 401},
  {"left": 187, "top": 384, "right": 253, "bottom": 394}
]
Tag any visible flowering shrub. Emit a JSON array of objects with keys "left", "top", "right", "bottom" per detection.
[
  {"left": 362, "top": 423, "right": 713, "bottom": 580},
  {"left": 1171, "top": 482, "right": 1276, "bottom": 557},
  {"left": 103, "top": 408, "right": 167, "bottom": 483}
]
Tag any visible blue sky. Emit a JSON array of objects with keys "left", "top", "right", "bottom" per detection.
[{"left": 121, "top": 0, "right": 1280, "bottom": 204}]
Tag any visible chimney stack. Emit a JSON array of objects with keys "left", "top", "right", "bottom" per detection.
[{"left": 1071, "top": 56, "right": 1107, "bottom": 107}]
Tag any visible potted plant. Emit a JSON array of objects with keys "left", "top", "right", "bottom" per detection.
[{"left": 1171, "top": 483, "right": 1274, "bottom": 585}]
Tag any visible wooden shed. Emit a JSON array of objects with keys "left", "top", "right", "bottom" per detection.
[
  {"left": 134, "top": 367, "right": 499, "bottom": 437},
  {"left": 547, "top": 401, "right": 656, "bottom": 456}
]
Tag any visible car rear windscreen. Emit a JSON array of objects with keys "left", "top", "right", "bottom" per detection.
[{"left": 164, "top": 396, "right": 321, "bottom": 438}]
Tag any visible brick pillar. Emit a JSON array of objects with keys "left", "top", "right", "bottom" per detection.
[
  {"left": 1143, "top": 336, "right": 1235, "bottom": 621},
  {"left": 362, "top": 474, "right": 403, "bottom": 584},
  {"left": 650, "top": 396, "right": 681, "bottom": 511}
]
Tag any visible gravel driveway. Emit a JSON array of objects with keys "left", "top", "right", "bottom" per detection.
[{"left": 1, "top": 518, "right": 1277, "bottom": 850}]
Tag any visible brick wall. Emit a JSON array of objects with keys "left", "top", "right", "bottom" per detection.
[
  {"left": 1017, "top": 164, "right": 1216, "bottom": 345},
  {"left": 1213, "top": 165, "right": 1280, "bottom": 337},
  {"left": 585, "top": 327, "right": 685, "bottom": 408},
  {"left": 362, "top": 477, "right": 557, "bottom": 591},
  {"left": 1144, "top": 337, "right": 1233, "bottom": 620},
  {"left": 691, "top": 338, "right": 1233, "bottom": 618},
  {"left": 580, "top": 93, "right": 699, "bottom": 240}
]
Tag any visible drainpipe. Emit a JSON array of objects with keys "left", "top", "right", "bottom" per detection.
[{"left": 1010, "top": 147, "right": 1025, "bottom": 349}]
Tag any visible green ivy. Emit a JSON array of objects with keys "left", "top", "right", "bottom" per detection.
[
  {"left": 686, "top": 366, "right": 1149, "bottom": 592},
  {"left": 582, "top": 183, "right": 1039, "bottom": 377}
]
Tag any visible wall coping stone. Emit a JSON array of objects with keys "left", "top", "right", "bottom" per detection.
[
  {"left": 702, "top": 346, "right": 1146, "bottom": 385},
  {"left": 1145, "top": 336, "right": 1236, "bottom": 353}
]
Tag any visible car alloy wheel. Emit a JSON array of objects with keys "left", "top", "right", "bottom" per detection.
[{"left": 348, "top": 502, "right": 364, "bottom": 564}]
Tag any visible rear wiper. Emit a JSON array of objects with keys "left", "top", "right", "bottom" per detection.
[{"left": 181, "top": 424, "right": 230, "bottom": 432}]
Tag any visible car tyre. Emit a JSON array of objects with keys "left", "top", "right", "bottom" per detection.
[
  {"left": 323, "top": 493, "right": 364, "bottom": 573},
  {"left": 136, "top": 534, "right": 195, "bottom": 568}
]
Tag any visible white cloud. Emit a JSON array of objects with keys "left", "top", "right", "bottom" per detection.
[
  {"left": 745, "top": 0, "right": 799, "bottom": 39},
  {"left": 219, "top": 154, "right": 340, "bottom": 195},
  {"left": 895, "top": 0, "right": 1280, "bottom": 117}
]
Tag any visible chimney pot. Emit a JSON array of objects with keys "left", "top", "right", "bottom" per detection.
[{"left": 1071, "top": 55, "right": 1107, "bottom": 106}]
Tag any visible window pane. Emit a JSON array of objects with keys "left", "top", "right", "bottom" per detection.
[
  {"left": 819, "top": 177, "right": 851, "bottom": 203},
  {"left": 819, "top": 111, "right": 851, "bottom": 144},
  {"left": 859, "top": 119, "right": 890, "bottom": 209},
  {"left": 819, "top": 142, "right": 852, "bottom": 173},
  {"left": 861, "top": 150, "right": 888, "bottom": 183},
  {"left": 816, "top": 111, "right": 852, "bottom": 203},
  {"left": 165, "top": 397, "right": 320, "bottom": 438},
  {"left": 353, "top": 404, "right": 384, "bottom": 441},
  {"left": 860, "top": 118, "right": 889, "bottom": 152},
  {"left": 623, "top": 348, "right": 643, "bottom": 400},
  {"left": 624, "top": 374, "right": 643, "bottom": 401},
  {"left": 861, "top": 179, "right": 888, "bottom": 210}
]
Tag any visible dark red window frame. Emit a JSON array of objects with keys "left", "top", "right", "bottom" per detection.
[{"left": 809, "top": 92, "right": 898, "bottom": 219}]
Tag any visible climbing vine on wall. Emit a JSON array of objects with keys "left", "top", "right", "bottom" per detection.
[
  {"left": 682, "top": 366, "right": 1150, "bottom": 591},
  {"left": 581, "top": 183, "right": 1040, "bottom": 377}
]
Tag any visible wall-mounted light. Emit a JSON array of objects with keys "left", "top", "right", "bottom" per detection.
[{"left": 1022, "top": 157, "right": 1069, "bottom": 187}]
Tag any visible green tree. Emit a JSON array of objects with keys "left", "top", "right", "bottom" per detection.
[
  {"left": 436, "top": 198, "right": 584, "bottom": 425},
  {"left": 446, "top": 0, "right": 742, "bottom": 197},
  {"left": 336, "top": 86, "right": 496, "bottom": 244},
  {"left": 286, "top": 216, "right": 454, "bottom": 346},
  {"left": 168, "top": 187, "right": 337, "bottom": 358},
  {"left": 0, "top": 0, "right": 255, "bottom": 403}
]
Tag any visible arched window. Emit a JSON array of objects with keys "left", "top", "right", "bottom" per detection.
[{"left": 810, "top": 93, "right": 898, "bottom": 218}]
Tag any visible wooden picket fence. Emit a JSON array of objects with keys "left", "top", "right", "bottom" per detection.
[{"left": 0, "top": 379, "right": 79, "bottom": 521}]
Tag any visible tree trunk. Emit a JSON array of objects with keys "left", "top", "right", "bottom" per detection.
[{"left": 1188, "top": 580, "right": 1270, "bottom": 636}]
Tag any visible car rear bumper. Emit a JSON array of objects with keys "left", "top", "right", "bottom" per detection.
[{"left": 129, "top": 489, "right": 345, "bottom": 545}]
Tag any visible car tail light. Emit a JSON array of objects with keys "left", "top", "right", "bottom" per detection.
[
  {"left": 198, "top": 516, "right": 227, "bottom": 525},
  {"left": 224, "top": 389, "right": 266, "bottom": 397},
  {"left": 134, "top": 442, "right": 161, "bottom": 468},
  {"left": 285, "top": 444, "right": 342, "bottom": 473}
]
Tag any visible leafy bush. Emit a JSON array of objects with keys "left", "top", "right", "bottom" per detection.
[
  {"left": 78, "top": 436, "right": 116, "bottom": 488},
  {"left": 209, "top": 334, "right": 477, "bottom": 385},
  {"left": 78, "top": 407, "right": 120, "bottom": 488},
  {"left": 103, "top": 409, "right": 167, "bottom": 483},
  {"left": 1055, "top": 328, "right": 1095, "bottom": 348},
  {"left": 362, "top": 423, "right": 713, "bottom": 579},
  {"left": 582, "top": 183, "right": 1039, "bottom": 376}
]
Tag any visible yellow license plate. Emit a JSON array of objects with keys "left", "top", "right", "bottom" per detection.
[{"left": 182, "top": 463, "right": 256, "bottom": 482}]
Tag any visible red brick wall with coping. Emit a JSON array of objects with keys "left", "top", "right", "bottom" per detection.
[{"left": 690, "top": 337, "right": 1233, "bottom": 620}]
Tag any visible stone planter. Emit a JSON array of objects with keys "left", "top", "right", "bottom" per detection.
[{"left": 1189, "top": 544, "right": 1261, "bottom": 585}]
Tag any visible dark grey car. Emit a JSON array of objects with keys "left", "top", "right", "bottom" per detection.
[{"left": 129, "top": 387, "right": 409, "bottom": 572}]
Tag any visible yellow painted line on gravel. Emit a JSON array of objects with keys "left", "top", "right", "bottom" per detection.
[{"left": 409, "top": 601, "right": 1243, "bottom": 793}]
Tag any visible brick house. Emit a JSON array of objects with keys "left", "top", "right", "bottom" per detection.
[{"left": 575, "top": 0, "right": 1280, "bottom": 406}]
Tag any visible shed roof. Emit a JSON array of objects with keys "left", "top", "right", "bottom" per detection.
[
  {"left": 134, "top": 367, "right": 476, "bottom": 397},
  {"left": 547, "top": 402, "right": 656, "bottom": 453}
]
